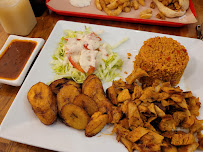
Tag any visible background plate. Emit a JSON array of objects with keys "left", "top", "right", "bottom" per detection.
[
  {"left": 46, "top": 0, "right": 197, "bottom": 27},
  {"left": 0, "top": 21, "right": 203, "bottom": 152}
]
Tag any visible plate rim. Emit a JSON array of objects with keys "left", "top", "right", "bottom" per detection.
[
  {"left": 0, "top": 20, "right": 203, "bottom": 152},
  {"left": 46, "top": 0, "right": 197, "bottom": 27}
]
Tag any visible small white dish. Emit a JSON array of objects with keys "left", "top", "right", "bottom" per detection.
[{"left": 0, "top": 35, "right": 44, "bottom": 86}]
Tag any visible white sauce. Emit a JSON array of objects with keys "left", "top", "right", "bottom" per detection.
[
  {"left": 69, "top": 0, "right": 91, "bottom": 7},
  {"left": 63, "top": 32, "right": 108, "bottom": 73},
  {"left": 80, "top": 49, "right": 97, "bottom": 72}
]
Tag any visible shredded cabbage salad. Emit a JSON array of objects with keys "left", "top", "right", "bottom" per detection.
[{"left": 51, "top": 26, "right": 124, "bottom": 83}]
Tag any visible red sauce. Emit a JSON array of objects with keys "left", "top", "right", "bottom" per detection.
[{"left": 0, "top": 39, "right": 37, "bottom": 80}]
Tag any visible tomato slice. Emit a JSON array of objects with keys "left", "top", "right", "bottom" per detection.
[
  {"left": 84, "top": 44, "right": 89, "bottom": 50},
  {"left": 68, "top": 56, "right": 95, "bottom": 75},
  {"left": 87, "top": 66, "right": 95, "bottom": 76},
  {"left": 68, "top": 56, "right": 85, "bottom": 73}
]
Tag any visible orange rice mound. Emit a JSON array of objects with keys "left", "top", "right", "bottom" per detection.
[{"left": 134, "top": 36, "right": 189, "bottom": 87}]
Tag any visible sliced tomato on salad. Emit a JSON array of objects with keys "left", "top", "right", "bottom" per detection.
[
  {"left": 68, "top": 56, "right": 95, "bottom": 75},
  {"left": 51, "top": 28, "right": 123, "bottom": 83},
  {"left": 87, "top": 66, "right": 95, "bottom": 76},
  {"left": 68, "top": 56, "right": 85, "bottom": 73}
]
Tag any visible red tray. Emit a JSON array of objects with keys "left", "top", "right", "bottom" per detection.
[{"left": 46, "top": 0, "right": 197, "bottom": 27}]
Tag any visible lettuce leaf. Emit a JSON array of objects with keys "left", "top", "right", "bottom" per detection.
[{"left": 51, "top": 27, "right": 124, "bottom": 83}]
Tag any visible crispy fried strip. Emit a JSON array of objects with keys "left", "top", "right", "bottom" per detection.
[
  {"left": 127, "top": 127, "right": 149, "bottom": 142},
  {"left": 100, "top": 0, "right": 123, "bottom": 16},
  {"left": 126, "top": 68, "right": 148, "bottom": 84},
  {"left": 120, "top": 137, "right": 133, "bottom": 152}
]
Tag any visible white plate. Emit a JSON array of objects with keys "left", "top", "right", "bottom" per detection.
[
  {"left": 0, "top": 21, "right": 203, "bottom": 152},
  {"left": 0, "top": 35, "right": 44, "bottom": 86}
]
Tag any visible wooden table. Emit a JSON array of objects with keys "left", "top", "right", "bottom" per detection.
[{"left": 0, "top": 0, "right": 202, "bottom": 151}]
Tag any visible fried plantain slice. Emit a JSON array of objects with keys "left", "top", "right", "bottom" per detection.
[
  {"left": 50, "top": 78, "right": 81, "bottom": 95},
  {"left": 82, "top": 74, "right": 98, "bottom": 93},
  {"left": 60, "top": 103, "right": 90, "bottom": 130},
  {"left": 64, "top": 79, "right": 82, "bottom": 92},
  {"left": 49, "top": 78, "right": 69, "bottom": 95},
  {"left": 34, "top": 107, "right": 57, "bottom": 125},
  {"left": 28, "top": 82, "right": 53, "bottom": 112},
  {"left": 73, "top": 94, "right": 99, "bottom": 116},
  {"left": 85, "top": 111, "right": 109, "bottom": 137},
  {"left": 82, "top": 74, "right": 113, "bottom": 113},
  {"left": 82, "top": 74, "right": 104, "bottom": 97},
  {"left": 57, "top": 84, "right": 81, "bottom": 112},
  {"left": 27, "top": 82, "right": 57, "bottom": 125}
]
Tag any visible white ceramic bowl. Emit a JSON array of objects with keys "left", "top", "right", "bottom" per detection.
[{"left": 0, "top": 35, "right": 45, "bottom": 86}]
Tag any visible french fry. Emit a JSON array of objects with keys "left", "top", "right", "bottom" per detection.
[
  {"left": 140, "top": 9, "right": 152, "bottom": 19},
  {"left": 100, "top": 0, "right": 123, "bottom": 16},
  {"left": 150, "top": 1, "right": 155, "bottom": 9},
  {"left": 107, "top": 0, "right": 119, "bottom": 10},
  {"left": 138, "top": 0, "right": 145, "bottom": 6},
  {"left": 123, "top": 6, "right": 131, "bottom": 12},
  {"left": 95, "top": 0, "right": 102, "bottom": 11},
  {"left": 131, "top": 0, "right": 139, "bottom": 10},
  {"left": 140, "top": 13, "right": 152, "bottom": 19}
]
